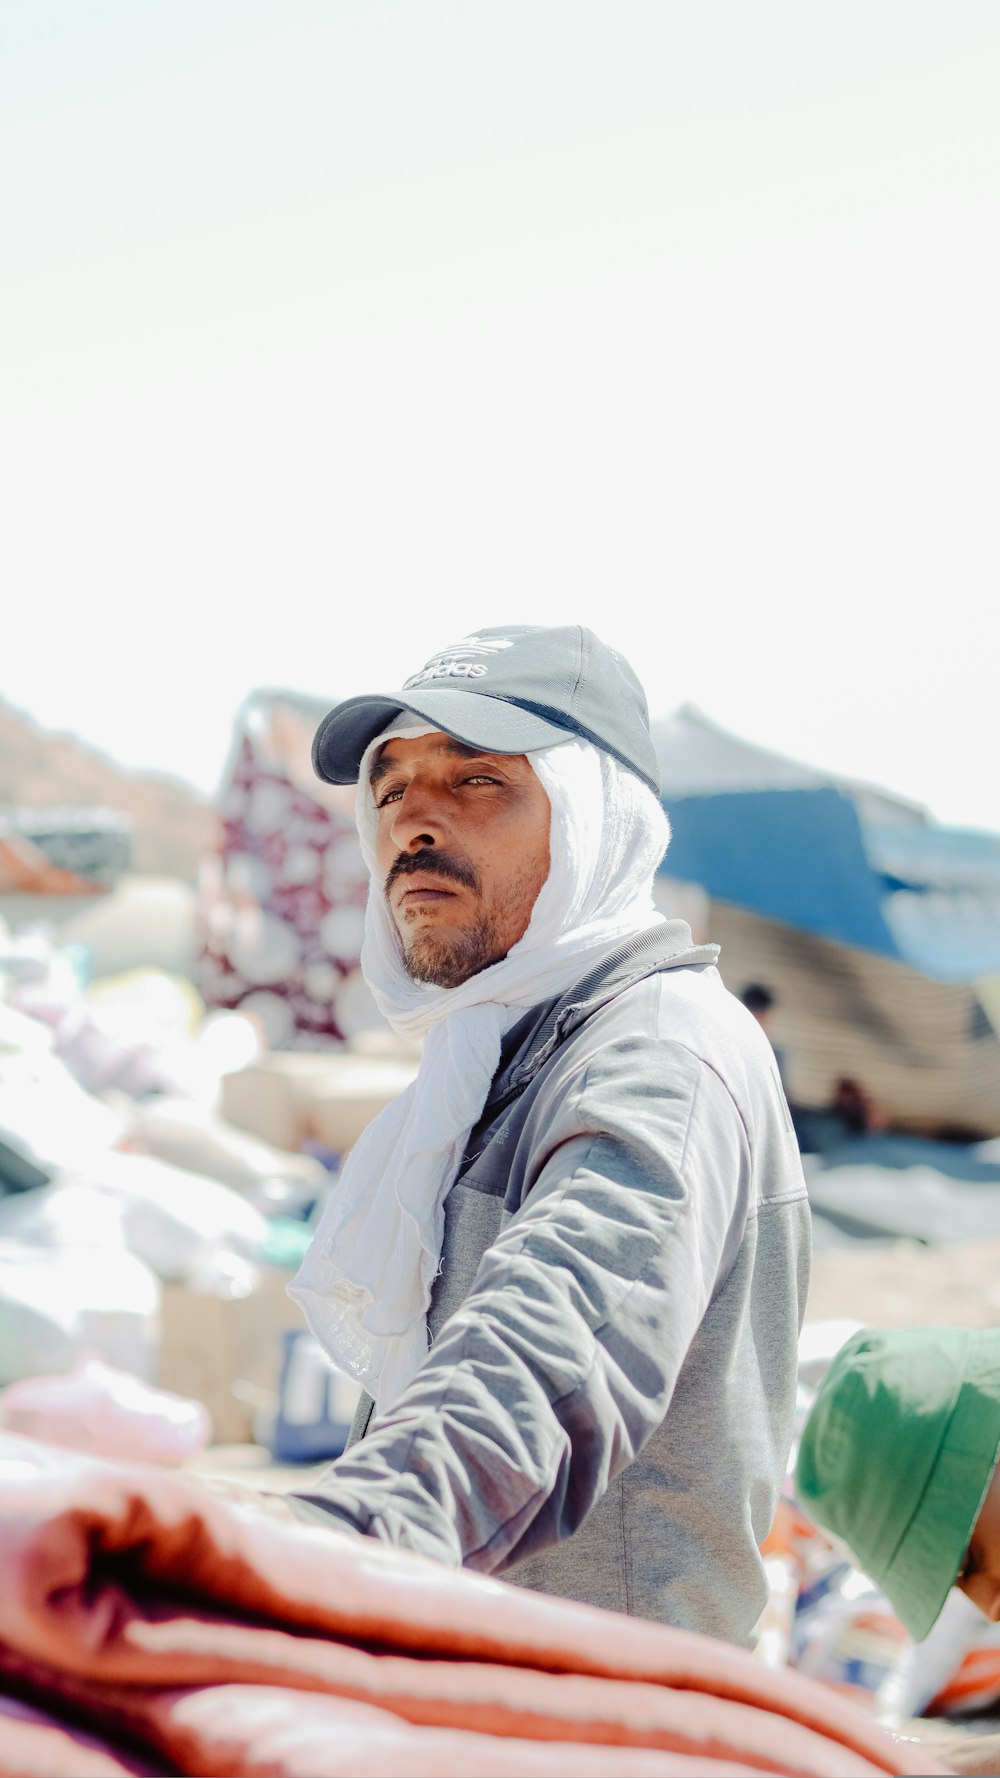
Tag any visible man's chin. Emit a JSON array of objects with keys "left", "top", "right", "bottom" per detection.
[{"left": 402, "top": 926, "right": 505, "bottom": 990}]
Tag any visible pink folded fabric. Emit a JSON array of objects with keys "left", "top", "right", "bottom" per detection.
[
  {"left": 0, "top": 1692, "right": 158, "bottom": 1776},
  {"left": 0, "top": 1436, "right": 944, "bottom": 1777},
  {"left": 0, "top": 1359, "right": 211, "bottom": 1464}
]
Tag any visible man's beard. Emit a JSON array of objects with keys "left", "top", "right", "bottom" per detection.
[{"left": 402, "top": 912, "right": 511, "bottom": 989}]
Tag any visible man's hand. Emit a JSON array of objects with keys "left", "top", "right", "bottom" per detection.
[
  {"left": 185, "top": 1472, "right": 303, "bottom": 1523},
  {"left": 901, "top": 1719, "right": 1000, "bottom": 1776}
]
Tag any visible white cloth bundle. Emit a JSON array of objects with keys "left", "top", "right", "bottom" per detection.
[{"left": 289, "top": 726, "right": 671, "bottom": 1412}]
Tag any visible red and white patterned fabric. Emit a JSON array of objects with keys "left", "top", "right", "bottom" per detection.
[{"left": 198, "top": 692, "right": 382, "bottom": 1049}]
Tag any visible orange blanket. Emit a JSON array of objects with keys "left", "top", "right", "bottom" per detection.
[{"left": 0, "top": 1438, "right": 941, "bottom": 1777}]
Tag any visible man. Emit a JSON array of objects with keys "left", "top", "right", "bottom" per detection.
[
  {"left": 740, "top": 982, "right": 788, "bottom": 1090},
  {"left": 796, "top": 1325, "right": 1000, "bottom": 1777},
  {"left": 286, "top": 624, "right": 810, "bottom": 1646},
  {"left": 797, "top": 1325, "right": 1000, "bottom": 1639},
  {"left": 740, "top": 983, "right": 775, "bottom": 1028}
]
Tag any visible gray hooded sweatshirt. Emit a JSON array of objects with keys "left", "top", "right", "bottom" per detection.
[{"left": 290, "top": 922, "right": 811, "bottom": 1646}]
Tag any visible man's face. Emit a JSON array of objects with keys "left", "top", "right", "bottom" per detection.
[
  {"left": 958, "top": 1461, "right": 1000, "bottom": 1622},
  {"left": 371, "top": 731, "right": 551, "bottom": 989}
]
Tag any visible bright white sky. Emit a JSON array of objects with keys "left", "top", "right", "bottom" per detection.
[{"left": 2, "top": 2, "right": 998, "bottom": 828}]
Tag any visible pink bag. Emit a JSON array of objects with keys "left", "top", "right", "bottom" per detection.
[{"left": 0, "top": 1356, "right": 211, "bottom": 1463}]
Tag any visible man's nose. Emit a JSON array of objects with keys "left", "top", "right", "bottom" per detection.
[{"left": 388, "top": 782, "right": 449, "bottom": 852}]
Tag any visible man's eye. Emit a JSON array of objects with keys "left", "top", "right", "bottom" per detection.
[
  {"left": 463, "top": 774, "right": 501, "bottom": 787},
  {"left": 376, "top": 787, "right": 404, "bottom": 807}
]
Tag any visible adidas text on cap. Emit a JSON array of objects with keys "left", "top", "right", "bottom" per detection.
[{"left": 312, "top": 625, "right": 661, "bottom": 795}]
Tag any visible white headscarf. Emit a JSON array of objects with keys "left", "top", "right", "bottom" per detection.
[{"left": 288, "top": 723, "right": 671, "bottom": 1412}]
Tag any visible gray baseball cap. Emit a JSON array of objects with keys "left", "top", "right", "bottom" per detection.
[{"left": 312, "top": 624, "right": 660, "bottom": 795}]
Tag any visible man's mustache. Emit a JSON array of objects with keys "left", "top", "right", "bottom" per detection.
[{"left": 384, "top": 848, "right": 480, "bottom": 900}]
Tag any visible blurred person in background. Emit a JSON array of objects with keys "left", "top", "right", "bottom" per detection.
[
  {"left": 740, "top": 982, "right": 788, "bottom": 1092},
  {"left": 740, "top": 981, "right": 776, "bottom": 1031},
  {"left": 830, "top": 1074, "right": 892, "bottom": 1137},
  {"left": 797, "top": 1324, "right": 1000, "bottom": 1775},
  {"left": 281, "top": 624, "right": 810, "bottom": 1646}
]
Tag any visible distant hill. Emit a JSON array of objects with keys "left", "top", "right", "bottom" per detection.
[{"left": 0, "top": 698, "right": 217, "bottom": 884}]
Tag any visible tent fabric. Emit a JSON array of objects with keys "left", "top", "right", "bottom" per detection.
[
  {"left": 870, "top": 823, "right": 1000, "bottom": 983},
  {"left": 866, "top": 822, "right": 1000, "bottom": 892},
  {"left": 882, "top": 885, "right": 1000, "bottom": 984},
  {"left": 661, "top": 788, "right": 901, "bottom": 962},
  {"left": 653, "top": 706, "right": 926, "bottom": 827},
  {"left": 0, "top": 1434, "right": 940, "bottom": 1777},
  {"left": 656, "top": 708, "right": 1000, "bottom": 987},
  {"left": 704, "top": 903, "right": 1000, "bottom": 1137},
  {"left": 662, "top": 787, "right": 1000, "bottom": 985}
]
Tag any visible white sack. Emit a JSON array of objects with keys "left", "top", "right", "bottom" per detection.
[
  {"left": 121, "top": 1095, "right": 325, "bottom": 1215},
  {"left": 0, "top": 1047, "right": 124, "bottom": 1172},
  {"left": 0, "top": 1152, "right": 268, "bottom": 1283},
  {"left": 0, "top": 1239, "right": 160, "bottom": 1385}
]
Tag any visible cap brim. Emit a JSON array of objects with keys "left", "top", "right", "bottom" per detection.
[
  {"left": 882, "top": 1345, "right": 1000, "bottom": 1641},
  {"left": 312, "top": 690, "right": 574, "bottom": 785}
]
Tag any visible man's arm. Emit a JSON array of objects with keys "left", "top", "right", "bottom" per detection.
[{"left": 288, "top": 1040, "right": 750, "bottom": 1570}]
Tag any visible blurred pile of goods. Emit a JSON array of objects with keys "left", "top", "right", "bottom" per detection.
[
  {"left": 0, "top": 805, "right": 131, "bottom": 898},
  {"left": 0, "top": 904, "right": 417, "bottom": 1461},
  {"left": 197, "top": 688, "right": 380, "bottom": 1049}
]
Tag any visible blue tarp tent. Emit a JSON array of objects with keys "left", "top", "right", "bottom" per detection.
[
  {"left": 653, "top": 709, "right": 1000, "bottom": 1134},
  {"left": 663, "top": 787, "right": 900, "bottom": 962},
  {"left": 657, "top": 709, "right": 1000, "bottom": 986}
]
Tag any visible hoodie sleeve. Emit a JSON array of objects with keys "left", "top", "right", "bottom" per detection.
[{"left": 287, "top": 1036, "right": 751, "bottom": 1570}]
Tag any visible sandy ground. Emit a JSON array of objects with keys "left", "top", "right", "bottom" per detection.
[{"left": 804, "top": 1232, "right": 1000, "bottom": 1331}]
